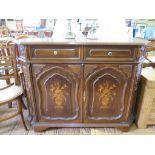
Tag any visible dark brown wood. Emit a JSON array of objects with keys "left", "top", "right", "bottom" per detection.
[
  {"left": 21, "top": 64, "right": 36, "bottom": 124},
  {"left": 30, "top": 45, "right": 82, "bottom": 61},
  {"left": 33, "top": 126, "right": 49, "bottom": 132},
  {"left": 84, "top": 45, "right": 136, "bottom": 62},
  {"left": 32, "top": 64, "right": 82, "bottom": 123},
  {"left": 18, "top": 44, "right": 145, "bottom": 132},
  {"left": 83, "top": 64, "right": 136, "bottom": 123},
  {"left": 117, "top": 127, "right": 130, "bottom": 132}
]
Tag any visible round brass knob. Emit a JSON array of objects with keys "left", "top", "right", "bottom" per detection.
[
  {"left": 108, "top": 52, "right": 112, "bottom": 56},
  {"left": 53, "top": 50, "right": 58, "bottom": 55}
]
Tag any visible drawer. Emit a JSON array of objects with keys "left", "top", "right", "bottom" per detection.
[
  {"left": 30, "top": 45, "right": 81, "bottom": 60},
  {"left": 84, "top": 46, "right": 135, "bottom": 61}
]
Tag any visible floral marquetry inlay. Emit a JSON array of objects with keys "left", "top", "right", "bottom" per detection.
[
  {"left": 96, "top": 81, "right": 117, "bottom": 109},
  {"left": 49, "top": 81, "right": 67, "bottom": 109}
]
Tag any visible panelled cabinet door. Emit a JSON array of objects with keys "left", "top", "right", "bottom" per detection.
[
  {"left": 84, "top": 64, "right": 136, "bottom": 123},
  {"left": 32, "top": 64, "right": 82, "bottom": 123}
]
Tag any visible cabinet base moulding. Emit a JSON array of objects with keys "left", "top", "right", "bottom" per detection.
[{"left": 32, "top": 122, "right": 131, "bottom": 132}]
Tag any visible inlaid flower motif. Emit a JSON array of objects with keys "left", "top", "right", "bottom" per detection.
[
  {"left": 49, "top": 81, "right": 67, "bottom": 109},
  {"left": 96, "top": 81, "right": 117, "bottom": 109}
]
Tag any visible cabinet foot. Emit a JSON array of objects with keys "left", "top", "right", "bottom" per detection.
[
  {"left": 33, "top": 126, "right": 49, "bottom": 132},
  {"left": 117, "top": 127, "right": 130, "bottom": 132}
]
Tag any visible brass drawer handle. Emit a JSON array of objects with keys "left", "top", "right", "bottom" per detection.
[
  {"left": 53, "top": 50, "right": 58, "bottom": 55},
  {"left": 108, "top": 52, "right": 112, "bottom": 56}
]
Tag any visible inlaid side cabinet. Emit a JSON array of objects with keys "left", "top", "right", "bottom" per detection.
[{"left": 18, "top": 44, "right": 145, "bottom": 132}]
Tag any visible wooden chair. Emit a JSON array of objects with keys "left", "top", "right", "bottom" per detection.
[
  {"left": 0, "top": 40, "right": 13, "bottom": 83},
  {"left": 0, "top": 40, "right": 16, "bottom": 108},
  {"left": 0, "top": 41, "right": 28, "bottom": 130},
  {"left": 0, "top": 39, "right": 24, "bottom": 108},
  {"left": 0, "top": 26, "right": 10, "bottom": 37},
  {"left": 143, "top": 40, "right": 155, "bottom": 68}
]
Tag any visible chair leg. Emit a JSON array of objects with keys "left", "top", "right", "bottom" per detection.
[
  {"left": 17, "top": 98, "right": 28, "bottom": 131},
  {"left": 24, "top": 96, "right": 33, "bottom": 123},
  {"left": 21, "top": 97, "right": 27, "bottom": 110},
  {"left": 5, "top": 76, "right": 13, "bottom": 108}
]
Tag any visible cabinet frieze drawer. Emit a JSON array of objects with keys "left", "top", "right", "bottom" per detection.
[
  {"left": 31, "top": 46, "right": 81, "bottom": 59},
  {"left": 84, "top": 47, "right": 134, "bottom": 60}
]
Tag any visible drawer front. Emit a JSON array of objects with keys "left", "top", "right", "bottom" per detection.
[
  {"left": 30, "top": 45, "right": 81, "bottom": 60},
  {"left": 84, "top": 46, "right": 135, "bottom": 61}
]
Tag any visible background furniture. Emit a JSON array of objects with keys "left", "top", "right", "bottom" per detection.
[
  {"left": 136, "top": 40, "right": 155, "bottom": 128},
  {"left": 0, "top": 41, "right": 27, "bottom": 130},
  {"left": 17, "top": 39, "right": 146, "bottom": 132},
  {"left": 143, "top": 45, "right": 155, "bottom": 68},
  {"left": 136, "top": 67, "right": 155, "bottom": 128},
  {"left": 0, "top": 26, "right": 10, "bottom": 37}
]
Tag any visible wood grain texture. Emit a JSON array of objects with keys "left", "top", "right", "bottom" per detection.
[
  {"left": 84, "top": 64, "right": 131, "bottom": 123},
  {"left": 17, "top": 44, "right": 145, "bottom": 132},
  {"left": 32, "top": 64, "right": 82, "bottom": 124}
]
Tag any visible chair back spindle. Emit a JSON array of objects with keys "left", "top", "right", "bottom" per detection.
[{"left": 0, "top": 41, "right": 19, "bottom": 85}]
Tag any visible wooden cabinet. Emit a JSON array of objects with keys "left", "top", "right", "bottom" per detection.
[{"left": 18, "top": 42, "right": 145, "bottom": 132}]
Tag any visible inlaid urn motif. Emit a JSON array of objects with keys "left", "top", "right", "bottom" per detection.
[
  {"left": 96, "top": 81, "right": 117, "bottom": 109},
  {"left": 49, "top": 81, "right": 67, "bottom": 109}
]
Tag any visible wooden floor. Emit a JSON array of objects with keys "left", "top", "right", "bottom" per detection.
[{"left": 1, "top": 80, "right": 155, "bottom": 135}]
